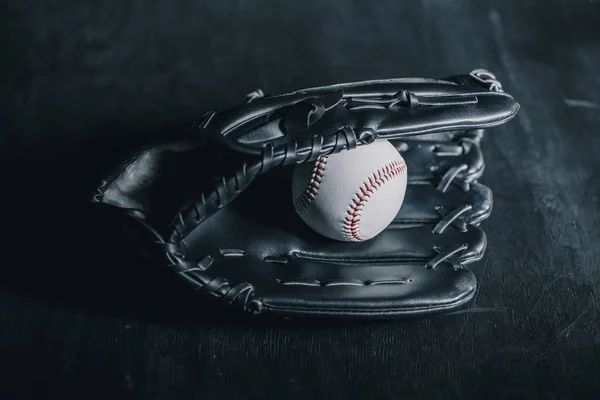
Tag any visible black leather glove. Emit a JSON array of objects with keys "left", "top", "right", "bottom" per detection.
[{"left": 92, "top": 69, "right": 519, "bottom": 318}]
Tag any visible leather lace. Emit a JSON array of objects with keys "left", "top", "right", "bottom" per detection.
[
  {"left": 470, "top": 69, "right": 503, "bottom": 92},
  {"left": 426, "top": 244, "right": 468, "bottom": 270}
]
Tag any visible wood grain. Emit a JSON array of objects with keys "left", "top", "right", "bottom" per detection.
[{"left": 1, "top": 0, "right": 599, "bottom": 398}]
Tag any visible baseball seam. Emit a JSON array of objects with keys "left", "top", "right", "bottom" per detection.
[
  {"left": 342, "top": 160, "right": 407, "bottom": 241},
  {"left": 294, "top": 155, "right": 328, "bottom": 214}
]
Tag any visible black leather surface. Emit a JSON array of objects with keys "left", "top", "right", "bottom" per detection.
[{"left": 395, "top": 137, "right": 485, "bottom": 183}]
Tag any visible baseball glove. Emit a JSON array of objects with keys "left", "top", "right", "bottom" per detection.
[{"left": 92, "top": 69, "right": 519, "bottom": 318}]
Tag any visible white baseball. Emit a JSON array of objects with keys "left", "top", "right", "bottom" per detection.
[{"left": 292, "top": 140, "right": 408, "bottom": 242}]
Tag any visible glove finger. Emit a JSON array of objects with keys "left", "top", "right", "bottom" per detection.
[
  {"left": 179, "top": 255, "right": 476, "bottom": 318},
  {"left": 286, "top": 225, "right": 485, "bottom": 266},
  {"left": 394, "top": 181, "right": 492, "bottom": 227},
  {"left": 394, "top": 137, "right": 484, "bottom": 184},
  {"left": 203, "top": 70, "right": 519, "bottom": 162}
]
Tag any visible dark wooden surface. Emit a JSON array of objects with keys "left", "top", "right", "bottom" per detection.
[{"left": 1, "top": 0, "right": 599, "bottom": 398}]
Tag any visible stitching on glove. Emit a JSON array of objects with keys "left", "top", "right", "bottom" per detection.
[
  {"left": 281, "top": 278, "right": 409, "bottom": 287},
  {"left": 294, "top": 155, "right": 329, "bottom": 213},
  {"left": 220, "top": 249, "right": 246, "bottom": 257},
  {"left": 342, "top": 160, "right": 407, "bottom": 241}
]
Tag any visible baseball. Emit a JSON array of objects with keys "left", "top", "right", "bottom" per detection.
[{"left": 292, "top": 140, "right": 408, "bottom": 242}]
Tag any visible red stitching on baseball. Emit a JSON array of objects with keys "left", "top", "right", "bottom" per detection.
[
  {"left": 342, "top": 160, "right": 407, "bottom": 241},
  {"left": 294, "top": 155, "right": 329, "bottom": 214}
]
